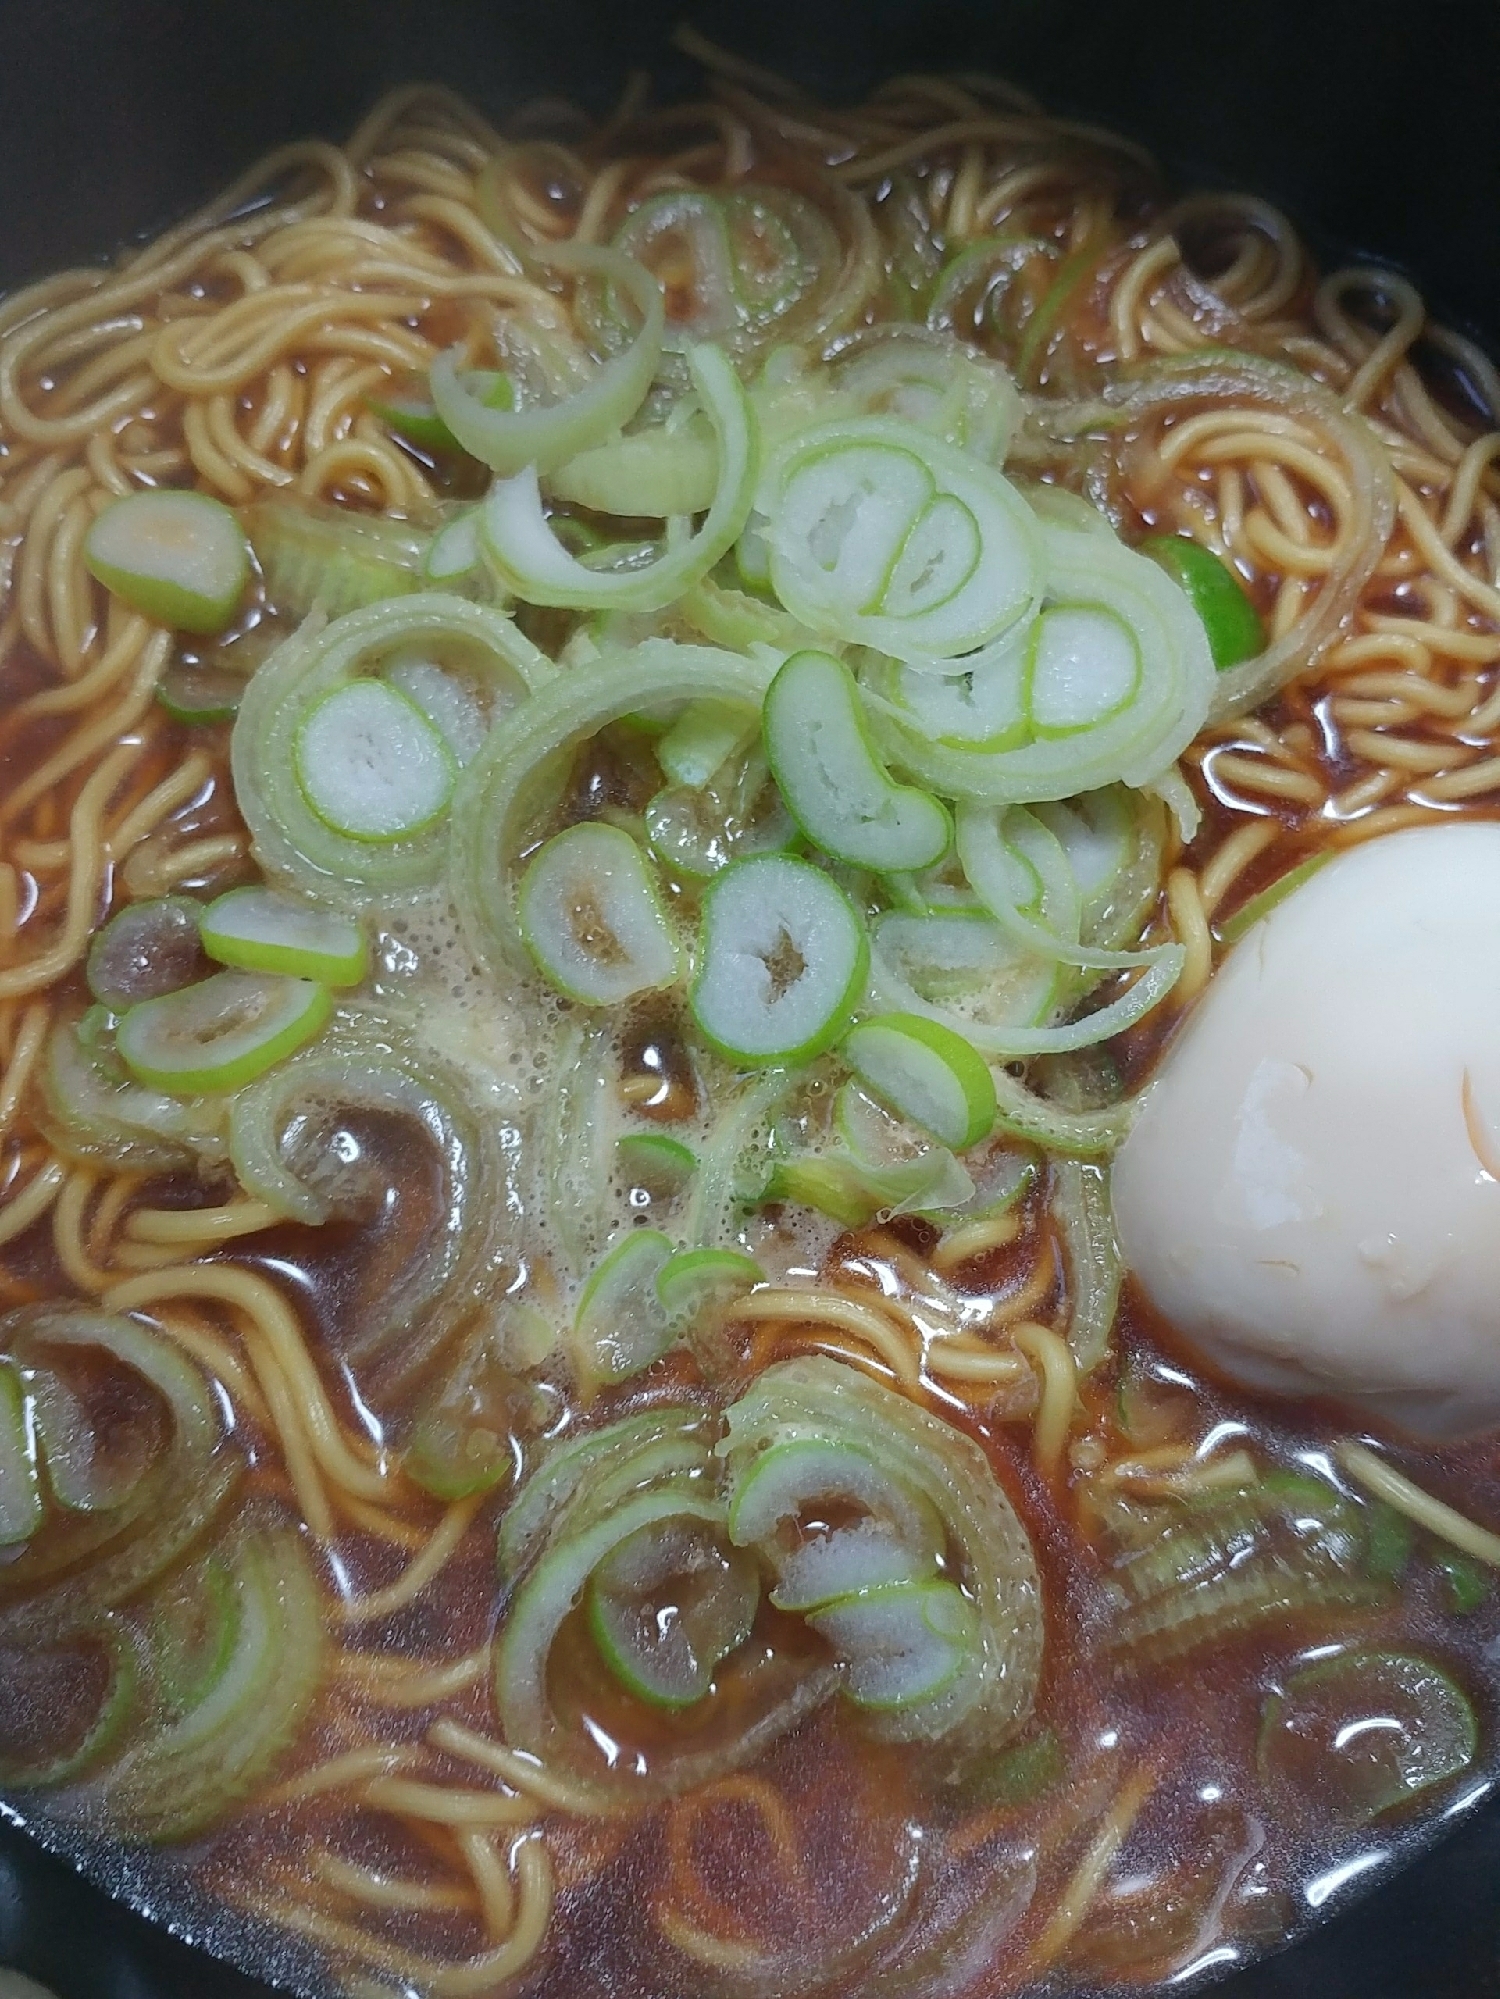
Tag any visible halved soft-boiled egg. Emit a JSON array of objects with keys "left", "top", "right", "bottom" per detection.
[{"left": 1115, "top": 821, "right": 1500, "bottom": 1440}]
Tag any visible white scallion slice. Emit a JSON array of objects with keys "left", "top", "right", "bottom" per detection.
[
  {"left": 383, "top": 656, "right": 488, "bottom": 767},
  {"left": 763, "top": 649, "right": 950, "bottom": 872},
  {"left": 84, "top": 489, "right": 250, "bottom": 636},
  {"left": 572, "top": 1230, "right": 676, "bottom": 1387},
  {"left": 587, "top": 1513, "right": 759, "bottom": 1709},
  {"left": 760, "top": 416, "right": 1041, "bottom": 662},
  {"left": 809, "top": 1578, "right": 979, "bottom": 1710},
  {"left": 1026, "top": 602, "right": 1141, "bottom": 736},
  {"left": 430, "top": 244, "right": 664, "bottom": 477},
  {"left": 656, "top": 698, "right": 758, "bottom": 789},
  {"left": 293, "top": 679, "right": 455, "bottom": 843},
  {"left": 423, "top": 509, "right": 484, "bottom": 585},
  {"left": 0, "top": 1361, "right": 42, "bottom": 1547},
  {"left": 518, "top": 822, "right": 680, "bottom": 1006},
  {"left": 116, "top": 972, "right": 332, "bottom": 1094},
  {"left": 481, "top": 343, "right": 756, "bottom": 614},
  {"left": 616, "top": 1132, "right": 698, "bottom": 1199},
  {"left": 655, "top": 1247, "right": 764, "bottom": 1326},
  {"left": 843, "top": 1012, "right": 996, "bottom": 1152},
  {"left": 690, "top": 854, "right": 868, "bottom": 1066},
  {"left": 728, "top": 1435, "right": 944, "bottom": 1558},
  {"left": 199, "top": 887, "right": 367, "bottom": 987},
  {"left": 869, "top": 910, "right": 1058, "bottom": 1052}
]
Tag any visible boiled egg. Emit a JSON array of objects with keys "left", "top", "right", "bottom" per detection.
[{"left": 1114, "top": 822, "right": 1500, "bottom": 1439}]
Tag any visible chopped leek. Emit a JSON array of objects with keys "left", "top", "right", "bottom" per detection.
[
  {"left": 843, "top": 1012, "right": 995, "bottom": 1152},
  {"left": 430, "top": 243, "right": 664, "bottom": 476},
  {"left": 0, "top": 1361, "right": 41, "bottom": 1548},
  {"left": 1258, "top": 1650, "right": 1476, "bottom": 1825},
  {"left": 233, "top": 593, "right": 549, "bottom": 905},
  {"left": 690, "top": 854, "right": 869, "bottom": 1066},
  {"left": 657, "top": 698, "right": 757, "bottom": 789},
  {"left": 199, "top": 886, "right": 367, "bottom": 986},
  {"left": 810, "top": 1579, "right": 979, "bottom": 1710},
  {"left": 862, "top": 520, "right": 1215, "bottom": 802},
  {"left": 548, "top": 419, "right": 719, "bottom": 518},
  {"left": 294, "top": 679, "right": 455, "bottom": 843},
  {"left": 572, "top": 1230, "right": 676, "bottom": 1387},
  {"left": 451, "top": 640, "right": 777, "bottom": 975},
  {"left": 655, "top": 1247, "right": 763, "bottom": 1325},
  {"left": 617, "top": 1132, "right": 698, "bottom": 1199},
  {"left": 763, "top": 649, "right": 951, "bottom": 871},
  {"left": 481, "top": 343, "right": 757, "bottom": 613},
  {"left": 245, "top": 499, "right": 426, "bottom": 621},
  {"left": 758, "top": 415, "right": 1040, "bottom": 663},
  {"left": 84, "top": 489, "right": 250, "bottom": 636},
  {"left": 1141, "top": 533, "right": 1263, "bottom": 671},
  {"left": 721, "top": 1359, "right": 1043, "bottom": 1747},
  {"left": 587, "top": 1514, "right": 759, "bottom": 1708},
  {"left": 86, "top": 897, "right": 206, "bottom": 1012},
  {"left": 117, "top": 972, "right": 331, "bottom": 1094},
  {"left": 156, "top": 663, "right": 250, "bottom": 723},
  {"left": 422, "top": 509, "right": 484, "bottom": 587},
  {"left": 518, "top": 822, "right": 680, "bottom": 1005}
]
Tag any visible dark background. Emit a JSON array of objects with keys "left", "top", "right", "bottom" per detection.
[{"left": 1, "top": 1, "right": 1499, "bottom": 1993}]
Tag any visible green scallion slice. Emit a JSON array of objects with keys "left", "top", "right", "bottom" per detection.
[
  {"left": 518, "top": 822, "right": 680, "bottom": 1006},
  {"left": 116, "top": 972, "right": 332, "bottom": 1094},
  {"left": 293, "top": 678, "right": 456, "bottom": 843},
  {"left": 690, "top": 853, "right": 868, "bottom": 1067},
  {"left": 763, "top": 649, "right": 950, "bottom": 872},
  {"left": 84, "top": 489, "right": 250, "bottom": 636},
  {"left": 1140, "top": 533, "right": 1263, "bottom": 671},
  {"left": 199, "top": 886, "right": 368, "bottom": 987},
  {"left": 843, "top": 1011, "right": 996, "bottom": 1153}
]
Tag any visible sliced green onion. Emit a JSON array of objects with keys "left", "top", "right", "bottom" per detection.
[
  {"left": 245, "top": 498, "right": 426, "bottom": 621},
  {"left": 101, "top": 1521, "right": 323, "bottom": 1839},
  {"left": 406, "top": 1329, "right": 538, "bottom": 1501},
  {"left": 518, "top": 822, "right": 680, "bottom": 1006},
  {"left": 86, "top": 897, "right": 206, "bottom": 1011},
  {"left": 497, "top": 1405, "right": 712, "bottom": 1581},
  {"left": 869, "top": 910, "right": 1056, "bottom": 1049},
  {"left": 384, "top": 654, "right": 488, "bottom": 766},
  {"left": 0, "top": 1361, "right": 41, "bottom": 1548},
  {"left": 84, "top": 489, "right": 250, "bottom": 636},
  {"left": 431, "top": 244, "right": 664, "bottom": 476},
  {"left": 1140, "top": 533, "right": 1263, "bottom": 670},
  {"left": 829, "top": 327, "right": 1021, "bottom": 463},
  {"left": 233, "top": 593, "right": 549, "bottom": 905},
  {"left": 1437, "top": 1550, "right": 1488, "bottom": 1614},
  {"left": 199, "top": 886, "right": 367, "bottom": 986},
  {"left": 1026, "top": 602, "right": 1141, "bottom": 736},
  {"left": 365, "top": 388, "right": 462, "bottom": 454},
  {"left": 548, "top": 419, "right": 719, "bottom": 518},
  {"left": 1218, "top": 851, "right": 1334, "bottom": 944},
  {"left": 0, "top": 1621, "right": 141, "bottom": 1787},
  {"left": 423, "top": 509, "right": 484, "bottom": 586},
  {"left": 1104, "top": 1472, "right": 1379, "bottom": 1665},
  {"left": 810, "top": 1578, "right": 979, "bottom": 1711},
  {"left": 646, "top": 745, "right": 796, "bottom": 882},
  {"left": 759, "top": 416, "right": 1040, "bottom": 663},
  {"left": 481, "top": 343, "right": 756, "bottom": 613},
  {"left": 655, "top": 1247, "right": 763, "bottom": 1325},
  {"left": 863, "top": 520, "right": 1215, "bottom": 802},
  {"left": 721, "top": 1358, "right": 1042, "bottom": 1747},
  {"left": 294, "top": 679, "right": 455, "bottom": 843},
  {"left": 1258, "top": 1650, "right": 1477, "bottom": 1825},
  {"left": 763, "top": 650, "right": 950, "bottom": 871},
  {"left": 690, "top": 854, "right": 868, "bottom": 1066},
  {"left": 37, "top": 1009, "right": 226, "bottom": 1173},
  {"left": 657, "top": 698, "right": 758, "bottom": 789},
  {"left": 572, "top": 1230, "right": 676, "bottom": 1388},
  {"left": 117, "top": 972, "right": 331, "bottom": 1094},
  {"left": 453, "top": 640, "right": 778, "bottom": 975},
  {"left": 844, "top": 1012, "right": 995, "bottom": 1152},
  {"left": 156, "top": 663, "right": 249, "bottom": 724},
  {"left": 727, "top": 1435, "right": 944, "bottom": 1566},
  {"left": 587, "top": 1513, "right": 759, "bottom": 1708},
  {"left": 617, "top": 1132, "right": 698, "bottom": 1199}
]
